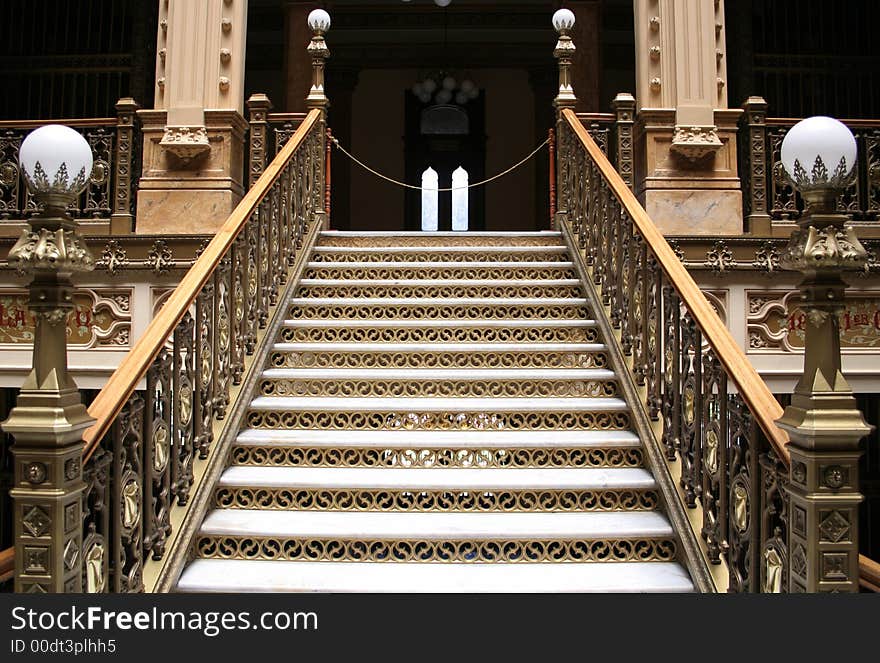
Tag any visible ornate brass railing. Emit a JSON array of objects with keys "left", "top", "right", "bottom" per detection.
[
  {"left": 558, "top": 107, "right": 794, "bottom": 592},
  {"left": 741, "top": 98, "right": 880, "bottom": 228},
  {"left": 76, "top": 108, "right": 325, "bottom": 593},
  {"left": 0, "top": 98, "right": 141, "bottom": 233},
  {"left": 559, "top": 107, "right": 880, "bottom": 592}
]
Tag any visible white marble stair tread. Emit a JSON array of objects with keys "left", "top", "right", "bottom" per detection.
[
  {"left": 312, "top": 246, "right": 567, "bottom": 254},
  {"left": 289, "top": 297, "right": 588, "bottom": 306},
  {"left": 320, "top": 231, "right": 562, "bottom": 237},
  {"left": 261, "top": 368, "right": 617, "bottom": 380},
  {"left": 218, "top": 466, "right": 657, "bottom": 491},
  {"left": 248, "top": 396, "right": 628, "bottom": 412},
  {"left": 272, "top": 342, "right": 604, "bottom": 353},
  {"left": 177, "top": 560, "right": 694, "bottom": 593},
  {"left": 235, "top": 429, "right": 641, "bottom": 448},
  {"left": 307, "top": 261, "right": 576, "bottom": 269},
  {"left": 299, "top": 278, "right": 581, "bottom": 287},
  {"left": 282, "top": 318, "right": 596, "bottom": 328},
  {"left": 200, "top": 509, "right": 674, "bottom": 539}
]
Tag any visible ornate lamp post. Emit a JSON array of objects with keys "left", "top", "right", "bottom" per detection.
[
  {"left": 552, "top": 8, "right": 577, "bottom": 112},
  {"left": 776, "top": 116, "right": 872, "bottom": 592},
  {"left": 2, "top": 124, "right": 96, "bottom": 592},
  {"left": 305, "top": 8, "right": 331, "bottom": 114}
]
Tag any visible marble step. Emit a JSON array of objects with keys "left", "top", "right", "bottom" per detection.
[
  {"left": 198, "top": 509, "right": 674, "bottom": 539},
  {"left": 234, "top": 429, "right": 642, "bottom": 448},
  {"left": 287, "top": 298, "right": 590, "bottom": 321},
  {"left": 177, "top": 559, "right": 695, "bottom": 593},
  {"left": 216, "top": 466, "right": 657, "bottom": 490},
  {"left": 248, "top": 396, "right": 628, "bottom": 412}
]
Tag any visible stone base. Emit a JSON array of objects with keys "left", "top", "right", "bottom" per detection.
[
  {"left": 136, "top": 189, "right": 242, "bottom": 235},
  {"left": 135, "top": 109, "right": 247, "bottom": 236},
  {"left": 644, "top": 189, "right": 743, "bottom": 235}
]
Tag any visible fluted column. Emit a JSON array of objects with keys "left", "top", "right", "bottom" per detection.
[
  {"left": 633, "top": 0, "right": 743, "bottom": 235},
  {"left": 136, "top": 0, "right": 249, "bottom": 234}
]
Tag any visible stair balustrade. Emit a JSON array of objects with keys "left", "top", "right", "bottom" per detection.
[
  {"left": 557, "top": 107, "right": 876, "bottom": 592},
  {"left": 66, "top": 109, "right": 327, "bottom": 592}
]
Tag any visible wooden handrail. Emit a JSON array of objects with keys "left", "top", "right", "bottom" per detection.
[
  {"left": 81, "top": 109, "right": 322, "bottom": 460},
  {"left": 0, "top": 118, "right": 116, "bottom": 129},
  {"left": 0, "top": 546, "right": 13, "bottom": 584},
  {"left": 860, "top": 554, "right": 880, "bottom": 592},
  {"left": 563, "top": 108, "right": 880, "bottom": 590},
  {"left": 766, "top": 117, "right": 880, "bottom": 129},
  {"left": 561, "top": 108, "right": 791, "bottom": 463}
]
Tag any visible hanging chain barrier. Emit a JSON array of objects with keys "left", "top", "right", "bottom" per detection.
[{"left": 328, "top": 132, "right": 551, "bottom": 192}]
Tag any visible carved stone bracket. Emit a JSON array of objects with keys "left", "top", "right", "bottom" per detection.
[
  {"left": 670, "top": 125, "right": 723, "bottom": 161},
  {"left": 159, "top": 126, "right": 211, "bottom": 162}
]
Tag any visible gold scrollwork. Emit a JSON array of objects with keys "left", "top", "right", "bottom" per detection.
[
  {"left": 245, "top": 409, "right": 631, "bottom": 432},
  {"left": 196, "top": 535, "right": 677, "bottom": 563},
  {"left": 259, "top": 378, "right": 617, "bottom": 399},
  {"left": 214, "top": 486, "right": 659, "bottom": 513},
  {"left": 271, "top": 350, "right": 609, "bottom": 370},
  {"left": 279, "top": 325, "right": 597, "bottom": 344},
  {"left": 230, "top": 445, "right": 642, "bottom": 469},
  {"left": 288, "top": 303, "right": 591, "bottom": 321}
]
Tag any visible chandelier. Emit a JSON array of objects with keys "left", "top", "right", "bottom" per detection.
[{"left": 411, "top": 73, "right": 478, "bottom": 107}]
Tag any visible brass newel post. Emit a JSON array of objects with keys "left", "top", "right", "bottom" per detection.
[
  {"left": 247, "top": 93, "right": 273, "bottom": 188},
  {"left": 742, "top": 96, "right": 771, "bottom": 235},
  {"left": 110, "top": 97, "right": 140, "bottom": 235},
  {"left": 552, "top": 9, "right": 577, "bottom": 114},
  {"left": 775, "top": 117, "right": 872, "bottom": 593},
  {"left": 551, "top": 9, "right": 577, "bottom": 231},
  {"left": 2, "top": 125, "right": 96, "bottom": 592},
  {"left": 306, "top": 9, "right": 331, "bottom": 115},
  {"left": 306, "top": 9, "right": 331, "bottom": 230},
  {"left": 612, "top": 93, "right": 636, "bottom": 190}
]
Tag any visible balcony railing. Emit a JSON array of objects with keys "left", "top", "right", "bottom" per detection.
[
  {"left": 741, "top": 97, "right": 880, "bottom": 229},
  {"left": 0, "top": 98, "right": 141, "bottom": 234}
]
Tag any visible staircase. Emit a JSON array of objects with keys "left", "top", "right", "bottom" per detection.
[{"left": 176, "top": 231, "right": 694, "bottom": 592}]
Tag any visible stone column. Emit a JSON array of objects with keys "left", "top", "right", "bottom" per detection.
[
  {"left": 136, "top": 0, "right": 249, "bottom": 234},
  {"left": 633, "top": 0, "right": 743, "bottom": 235}
]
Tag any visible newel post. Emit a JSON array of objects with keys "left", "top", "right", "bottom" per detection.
[
  {"left": 306, "top": 8, "right": 331, "bottom": 230},
  {"left": 612, "top": 93, "right": 636, "bottom": 190},
  {"left": 2, "top": 125, "right": 97, "bottom": 592},
  {"left": 247, "top": 93, "right": 273, "bottom": 188},
  {"left": 552, "top": 8, "right": 577, "bottom": 231},
  {"left": 110, "top": 97, "right": 140, "bottom": 235},
  {"left": 775, "top": 117, "right": 872, "bottom": 593}
]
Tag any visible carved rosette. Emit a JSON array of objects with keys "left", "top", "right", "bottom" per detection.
[
  {"left": 670, "top": 125, "right": 723, "bottom": 161},
  {"left": 8, "top": 227, "right": 95, "bottom": 275}
]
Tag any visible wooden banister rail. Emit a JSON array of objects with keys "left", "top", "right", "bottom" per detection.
[
  {"left": 82, "top": 109, "right": 321, "bottom": 460},
  {"left": 0, "top": 546, "right": 13, "bottom": 584},
  {"left": 860, "top": 555, "right": 880, "bottom": 592},
  {"left": 562, "top": 108, "right": 790, "bottom": 460},
  {"left": 561, "top": 107, "right": 880, "bottom": 591}
]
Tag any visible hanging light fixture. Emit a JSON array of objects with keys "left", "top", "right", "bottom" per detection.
[{"left": 410, "top": 0, "right": 476, "bottom": 109}]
